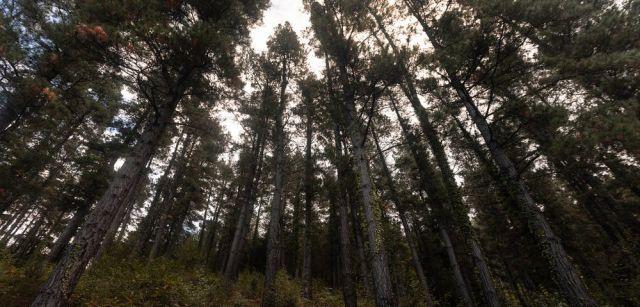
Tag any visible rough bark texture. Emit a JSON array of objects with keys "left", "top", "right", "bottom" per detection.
[
  {"left": 403, "top": 2, "right": 596, "bottom": 305},
  {"left": 97, "top": 168, "right": 146, "bottom": 260},
  {"left": 371, "top": 125, "right": 435, "bottom": 306},
  {"left": 333, "top": 125, "right": 358, "bottom": 307},
  {"left": 301, "top": 91, "right": 314, "bottom": 299},
  {"left": 30, "top": 81, "right": 186, "bottom": 307},
  {"left": 225, "top": 122, "right": 267, "bottom": 281},
  {"left": 47, "top": 205, "right": 89, "bottom": 263},
  {"left": 340, "top": 68, "right": 396, "bottom": 306},
  {"left": 263, "top": 59, "right": 289, "bottom": 307},
  {"left": 457, "top": 85, "right": 595, "bottom": 306}
]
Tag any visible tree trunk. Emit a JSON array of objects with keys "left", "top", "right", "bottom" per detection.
[
  {"left": 301, "top": 91, "right": 315, "bottom": 299},
  {"left": 339, "top": 66, "right": 396, "bottom": 306},
  {"left": 369, "top": 9, "right": 501, "bottom": 305},
  {"left": 205, "top": 191, "right": 224, "bottom": 267},
  {"left": 96, "top": 167, "right": 146, "bottom": 260},
  {"left": 48, "top": 205, "right": 90, "bottom": 263},
  {"left": 455, "top": 75, "right": 595, "bottom": 307},
  {"left": 198, "top": 191, "right": 212, "bottom": 249},
  {"left": 263, "top": 58, "right": 289, "bottom": 307},
  {"left": 439, "top": 227, "right": 474, "bottom": 307},
  {"left": 333, "top": 123, "right": 358, "bottom": 307},
  {"left": 371, "top": 124, "right": 435, "bottom": 306},
  {"left": 30, "top": 81, "right": 185, "bottom": 307},
  {"left": 390, "top": 96, "right": 477, "bottom": 306},
  {"left": 403, "top": 3, "right": 596, "bottom": 305},
  {"left": 131, "top": 131, "right": 184, "bottom": 257},
  {"left": 225, "top": 122, "right": 267, "bottom": 280}
]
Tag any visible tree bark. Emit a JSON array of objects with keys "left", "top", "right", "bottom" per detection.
[
  {"left": 439, "top": 227, "right": 474, "bottom": 307},
  {"left": 301, "top": 89, "right": 315, "bottom": 299},
  {"left": 131, "top": 131, "right": 185, "bottom": 257},
  {"left": 390, "top": 96, "right": 475, "bottom": 306},
  {"left": 30, "top": 78, "right": 187, "bottom": 307},
  {"left": 224, "top": 119, "right": 267, "bottom": 280},
  {"left": 403, "top": 3, "right": 596, "bottom": 305},
  {"left": 371, "top": 124, "right": 435, "bottom": 306},
  {"left": 333, "top": 123, "right": 358, "bottom": 307},
  {"left": 340, "top": 68, "right": 396, "bottom": 306},
  {"left": 47, "top": 205, "right": 90, "bottom": 263},
  {"left": 369, "top": 8, "right": 501, "bottom": 305},
  {"left": 263, "top": 58, "right": 289, "bottom": 307}
]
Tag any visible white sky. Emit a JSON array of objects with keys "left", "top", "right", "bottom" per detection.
[
  {"left": 249, "top": 0, "right": 323, "bottom": 74},
  {"left": 217, "top": 0, "right": 323, "bottom": 144}
]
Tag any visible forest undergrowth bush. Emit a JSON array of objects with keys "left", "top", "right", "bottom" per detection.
[{"left": 0, "top": 245, "right": 352, "bottom": 307}]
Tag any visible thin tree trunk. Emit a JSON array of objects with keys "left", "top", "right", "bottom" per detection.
[
  {"left": 404, "top": 4, "right": 596, "bottom": 305},
  {"left": 439, "top": 227, "right": 474, "bottom": 307},
  {"left": 301, "top": 90, "right": 315, "bottom": 298},
  {"left": 225, "top": 123, "right": 267, "bottom": 280},
  {"left": 252, "top": 198, "right": 263, "bottom": 244},
  {"left": 96, "top": 166, "right": 147, "bottom": 260},
  {"left": 198, "top": 191, "right": 212, "bottom": 249},
  {"left": 371, "top": 124, "right": 435, "bottom": 306},
  {"left": 390, "top": 96, "right": 475, "bottom": 306},
  {"left": 131, "top": 131, "right": 185, "bottom": 257},
  {"left": 47, "top": 205, "right": 90, "bottom": 263},
  {"left": 205, "top": 191, "right": 224, "bottom": 267}
]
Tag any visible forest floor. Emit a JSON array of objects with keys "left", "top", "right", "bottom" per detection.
[{"left": 0, "top": 245, "right": 373, "bottom": 307}]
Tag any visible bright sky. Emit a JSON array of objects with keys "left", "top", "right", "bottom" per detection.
[
  {"left": 218, "top": 0, "right": 323, "bottom": 143},
  {"left": 249, "top": 0, "right": 323, "bottom": 73}
]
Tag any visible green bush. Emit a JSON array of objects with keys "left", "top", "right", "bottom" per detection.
[
  {"left": 74, "top": 256, "right": 226, "bottom": 306},
  {"left": 0, "top": 250, "right": 49, "bottom": 307}
]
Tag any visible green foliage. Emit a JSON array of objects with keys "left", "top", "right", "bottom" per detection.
[
  {"left": 0, "top": 251, "right": 50, "bottom": 307},
  {"left": 74, "top": 256, "right": 225, "bottom": 307},
  {"left": 0, "top": 245, "right": 349, "bottom": 307}
]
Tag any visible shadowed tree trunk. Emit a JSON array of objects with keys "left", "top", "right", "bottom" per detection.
[
  {"left": 371, "top": 124, "right": 435, "bottom": 306},
  {"left": 30, "top": 74, "right": 192, "bottom": 307},
  {"left": 333, "top": 124, "right": 358, "bottom": 307},
  {"left": 301, "top": 84, "right": 315, "bottom": 299},
  {"left": 263, "top": 57, "right": 289, "bottom": 307},
  {"left": 225, "top": 120, "right": 267, "bottom": 281},
  {"left": 390, "top": 95, "right": 473, "bottom": 307}
]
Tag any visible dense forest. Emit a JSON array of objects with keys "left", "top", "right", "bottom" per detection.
[{"left": 1, "top": 0, "right": 639, "bottom": 306}]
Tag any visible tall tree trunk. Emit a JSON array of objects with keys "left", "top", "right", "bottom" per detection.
[
  {"left": 30, "top": 80, "right": 187, "bottom": 307},
  {"left": 338, "top": 64, "right": 396, "bottom": 306},
  {"left": 404, "top": 3, "right": 596, "bottom": 305},
  {"left": 131, "top": 131, "right": 185, "bottom": 257},
  {"left": 263, "top": 58, "right": 289, "bottom": 307},
  {"left": 148, "top": 133, "right": 196, "bottom": 261},
  {"left": 371, "top": 124, "right": 435, "bottom": 306},
  {"left": 454, "top": 78, "right": 595, "bottom": 307},
  {"left": 439, "top": 227, "right": 474, "bottom": 307},
  {"left": 369, "top": 9, "right": 500, "bottom": 305},
  {"left": 301, "top": 91, "right": 315, "bottom": 299},
  {"left": 47, "top": 205, "right": 90, "bottom": 263},
  {"left": 205, "top": 190, "right": 224, "bottom": 267},
  {"left": 333, "top": 123, "right": 358, "bottom": 307},
  {"left": 198, "top": 191, "right": 212, "bottom": 249},
  {"left": 390, "top": 96, "right": 474, "bottom": 307},
  {"left": 224, "top": 122, "right": 267, "bottom": 280},
  {"left": 96, "top": 166, "right": 147, "bottom": 260}
]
